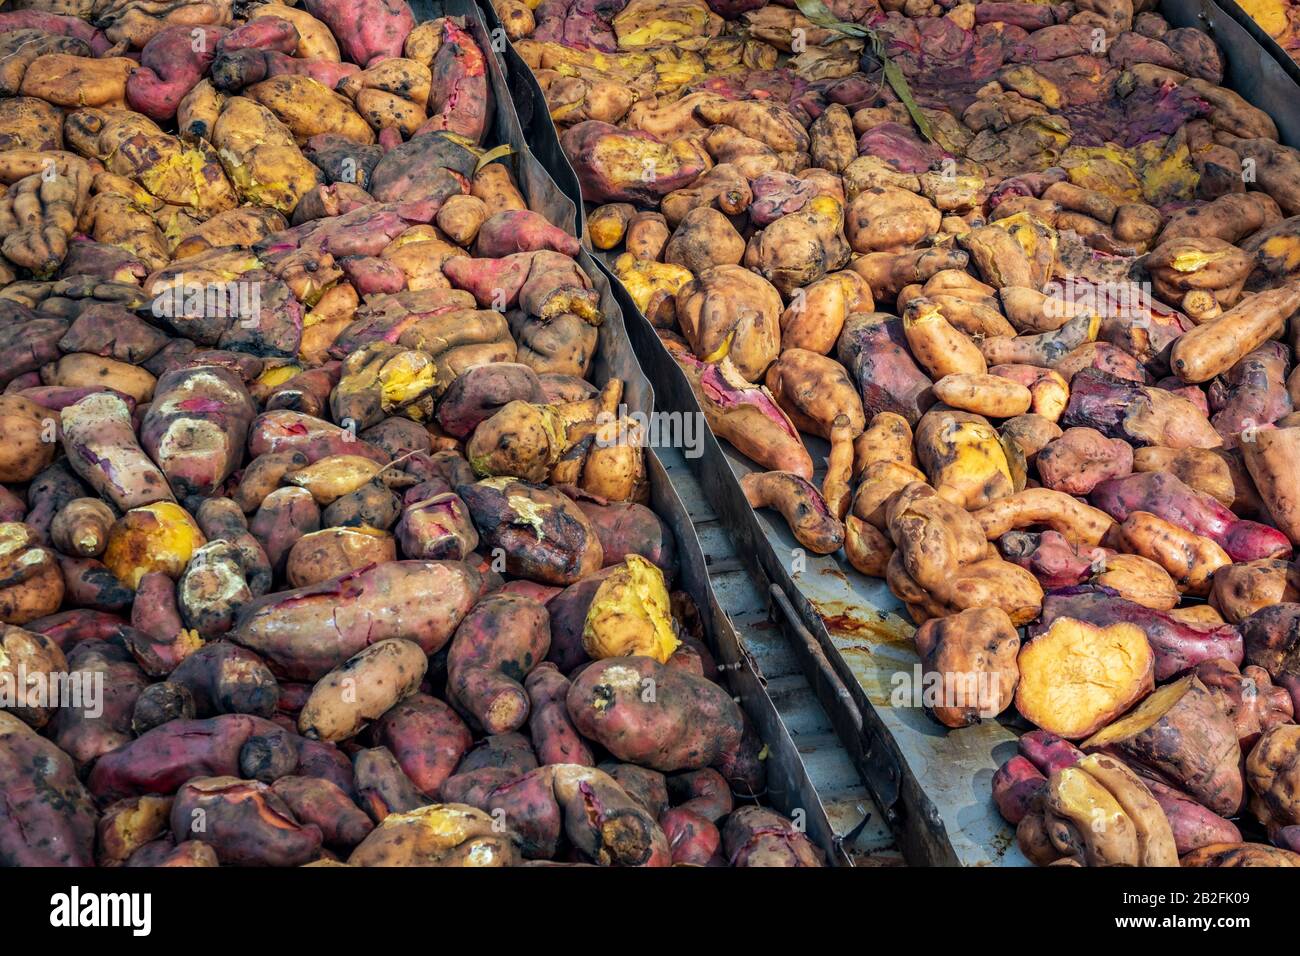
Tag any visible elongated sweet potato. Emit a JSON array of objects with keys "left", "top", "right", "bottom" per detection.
[
  {"left": 171, "top": 775, "right": 322, "bottom": 867},
  {"left": 232, "top": 560, "right": 480, "bottom": 681},
  {"left": 447, "top": 594, "right": 550, "bottom": 734}
]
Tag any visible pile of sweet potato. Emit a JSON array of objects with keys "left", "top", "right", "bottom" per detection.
[
  {"left": 0, "top": 0, "right": 821, "bottom": 869},
  {"left": 505, "top": 0, "right": 1300, "bottom": 865}
]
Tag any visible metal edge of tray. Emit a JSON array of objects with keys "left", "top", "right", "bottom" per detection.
[
  {"left": 1162, "top": 0, "right": 1300, "bottom": 147},
  {"left": 447, "top": 0, "right": 848, "bottom": 863},
  {"left": 1204, "top": 0, "right": 1300, "bottom": 103},
  {"left": 473, "top": 0, "right": 1025, "bottom": 865}
]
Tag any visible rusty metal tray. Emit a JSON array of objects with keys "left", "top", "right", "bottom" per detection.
[{"left": 433, "top": 0, "right": 853, "bottom": 863}]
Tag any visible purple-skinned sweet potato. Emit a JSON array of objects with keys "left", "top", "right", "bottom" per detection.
[
  {"left": 667, "top": 767, "right": 733, "bottom": 822},
  {"left": 271, "top": 775, "right": 373, "bottom": 849},
  {"left": 372, "top": 693, "right": 472, "bottom": 797},
  {"left": 670, "top": 348, "right": 814, "bottom": 479},
  {"left": 525, "top": 662, "right": 594, "bottom": 766},
  {"left": 1142, "top": 777, "right": 1242, "bottom": 855},
  {"left": 0, "top": 309, "right": 67, "bottom": 390},
  {"left": 1091, "top": 471, "right": 1292, "bottom": 562},
  {"left": 439, "top": 731, "right": 539, "bottom": 805},
  {"left": 992, "top": 755, "right": 1047, "bottom": 825},
  {"left": 24, "top": 461, "right": 90, "bottom": 546},
  {"left": 249, "top": 486, "right": 321, "bottom": 578},
  {"left": 1035, "top": 585, "right": 1243, "bottom": 680},
  {"left": 458, "top": 479, "right": 604, "bottom": 586},
  {"left": 566, "top": 656, "right": 743, "bottom": 772},
  {"left": 354, "top": 745, "right": 430, "bottom": 821},
  {"left": 550, "top": 763, "right": 671, "bottom": 866},
  {"left": 395, "top": 491, "right": 479, "bottom": 561},
  {"left": 46, "top": 639, "right": 147, "bottom": 771},
  {"left": 435, "top": 362, "right": 545, "bottom": 439},
  {"left": 87, "top": 714, "right": 298, "bottom": 801},
  {"left": 836, "top": 313, "right": 935, "bottom": 425},
  {"left": 60, "top": 391, "right": 175, "bottom": 512},
  {"left": 576, "top": 499, "right": 678, "bottom": 582},
  {"left": 140, "top": 364, "right": 257, "bottom": 499},
  {"left": 57, "top": 303, "right": 170, "bottom": 364},
  {"left": 195, "top": 498, "right": 273, "bottom": 597},
  {"left": 168, "top": 641, "right": 279, "bottom": 718},
  {"left": 59, "top": 555, "right": 135, "bottom": 614},
  {"left": 0, "top": 711, "right": 97, "bottom": 866},
  {"left": 1061, "top": 368, "right": 1223, "bottom": 449},
  {"left": 474, "top": 210, "right": 582, "bottom": 259},
  {"left": 420, "top": 19, "right": 490, "bottom": 144},
  {"left": 660, "top": 807, "right": 725, "bottom": 866},
  {"left": 723, "top": 806, "right": 824, "bottom": 867},
  {"left": 1239, "top": 603, "right": 1300, "bottom": 715},
  {"left": 171, "top": 775, "right": 322, "bottom": 866},
  {"left": 247, "top": 409, "right": 389, "bottom": 465},
  {"left": 131, "top": 681, "right": 196, "bottom": 735},
  {"left": 126, "top": 571, "right": 203, "bottom": 677},
  {"left": 126, "top": 24, "right": 226, "bottom": 121},
  {"left": 1208, "top": 342, "right": 1292, "bottom": 448},
  {"left": 302, "top": 0, "right": 414, "bottom": 66},
  {"left": 447, "top": 593, "right": 550, "bottom": 734},
  {"left": 230, "top": 560, "right": 481, "bottom": 680}
]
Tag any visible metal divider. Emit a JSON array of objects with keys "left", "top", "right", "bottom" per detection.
[{"left": 429, "top": 0, "right": 849, "bottom": 862}]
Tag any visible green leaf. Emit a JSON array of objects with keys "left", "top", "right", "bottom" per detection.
[
  {"left": 883, "top": 59, "right": 935, "bottom": 144},
  {"left": 792, "top": 0, "right": 933, "bottom": 144}
]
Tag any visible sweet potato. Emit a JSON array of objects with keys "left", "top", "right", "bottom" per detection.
[
  {"left": 914, "top": 607, "right": 1020, "bottom": 728},
  {"left": 60, "top": 392, "right": 175, "bottom": 512},
  {"left": 1242, "top": 425, "right": 1300, "bottom": 547},
  {"left": 372, "top": 693, "right": 471, "bottom": 797},
  {"left": 1083, "top": 674, "right": 1244, "bottom": 816},
  {"left": 271, "top": 775, "right": 373, "bottom": 849},
  {"left": 458, "top": 479, "right": 603, "bottom": 586},
  {"left": 347, "top": 803, "right": 516, "bottom": 867},
  {"left": 1182, "top": 842, "right": 1300, "bottom": 866},
  {"left": 566, "top": 656, "right": 743, "bottom": 772},
  {"left": 446, "top": 593, "right": 550, "bottom": 734},
  {"left": 168, "top": 642, "right": 279, "bottom": 719},
  {"left": 525, "top": 663, "right": 593, "bottom": 767},
  {"left": 0, "top": 394, "right": 56, "bottom": 483},
  {"left": 171, "top": 775, "right": 322, "bottom": 866},
  {"left": 299, "top": 638, "right": 426, "bottom": 742},
  {"left": 131, "top": 681, "right": 197, "bottom": 735},
  {"left": 0, "top": 711, "right": 97, "bottom": 866},
  {"left": 0, "top": 525, "right": 65, "bottom": 626},
  {"left": 1016, "top": 616, "right": 1155, "bottom": 740},
  {"left": 741, "top": 470, "right": 845, "bottom": 555},
  {"left": 88, "top": 714, "right": 297, "bottom": 800},
  {"left": 232, "top": 560, "right": 480, "bottom": 681},
  {"left": 49, "top": 498, "right": 114, "bottom": 559},
  {"left": 140, "top": 364, "right": 256, "bottom": 498},
  {"left": 1037, "top": 585, "right": 1242, "bottom": 681},
  {"left": 723, "top": 806, "right": 823, "bottom": 867},
  {"left": 1194, "top": 658, "right": 1293, "bottom": 749}
]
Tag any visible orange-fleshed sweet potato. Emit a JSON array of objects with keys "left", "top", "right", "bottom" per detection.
[
  {"left": 1016, "top": 616, "right": 1155, "bottom": 740},
  {"left": 566, "top": 656, "right": 743, "bottom": 772}
]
